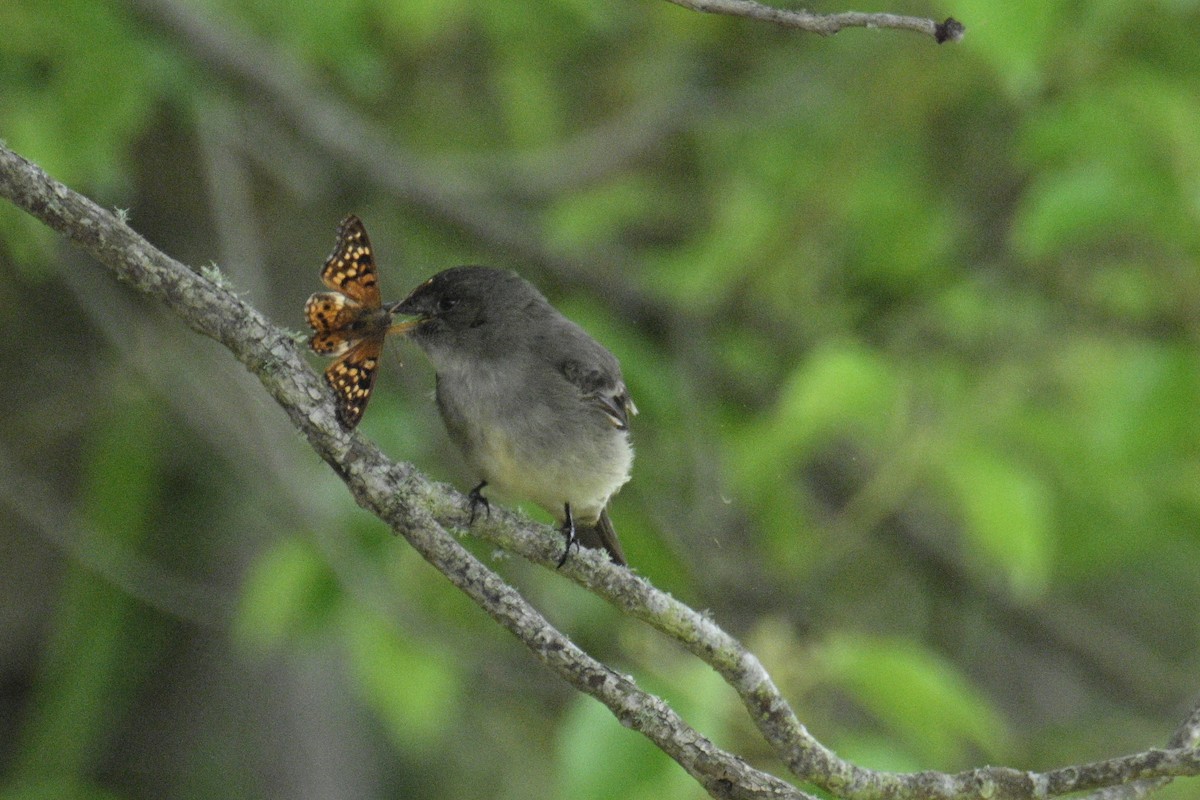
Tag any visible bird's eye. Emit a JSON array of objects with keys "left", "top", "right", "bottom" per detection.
[{"left": 436, "top": 297, "right": 459, "bottom": 313}]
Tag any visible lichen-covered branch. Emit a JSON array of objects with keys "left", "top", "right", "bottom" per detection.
[
  {"left": 2, "top": 143, "right": 1197, "bottom": 800},
  {"left": 1073, "top": 695, "right": 1200, "bottom": 800},
  {"left": 661, "top": 0, "right": 964, "bottom": 42}
]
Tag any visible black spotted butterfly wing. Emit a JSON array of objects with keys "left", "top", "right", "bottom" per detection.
[{"left": 304, "top": 215, "right": 391, "bottom": 428}]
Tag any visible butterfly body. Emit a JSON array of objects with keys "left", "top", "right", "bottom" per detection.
[
  {"left": 306, "top": 292, "right": 395, "bottom": 356},
  {"left": 304, "top": 215, "right": 410, "bottom": 428}
]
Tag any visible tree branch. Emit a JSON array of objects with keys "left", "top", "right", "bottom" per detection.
[
  {"left": 2, "top": 143, "right": 1197, "bottom": 800},
  {"left": 1075, "top": 695, "right": 1200, "bottom": 800},
  {"left": 661, "top": 0, "right": 965, "bottom": 43}
]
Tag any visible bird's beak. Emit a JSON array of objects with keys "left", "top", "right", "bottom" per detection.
[
  {"left": 386, "top": 296, "right": 422, "bottom": 336},
  {"left": 390, "top": 278, "right": 432, "bottom": 317},
  {"left": 386, "top": 278, "right": 435, "bottom": 334},
  {"left": 387, "top": 318, "right": 419, "bottom": 336},
  {"left": 388, "top": 298, "right": 416, "bottom": 316}
]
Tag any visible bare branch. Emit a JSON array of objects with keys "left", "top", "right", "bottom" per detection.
[
  {"left": 1171, "top": 696, "right": 1200, "bottom": 750},
  {"left": 662, "top": 0, "right": 964, "bottom": 42},
  {"left": 3, "top": 142, "right": 1197, "bottom": 800},
  {"left": 1074, "top": 695, "right": 1200, "bottom": 800}
]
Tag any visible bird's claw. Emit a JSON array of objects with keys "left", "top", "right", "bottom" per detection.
[
  {"left": 467, "top": 481, "right": 490, "bottom": 526},
  {"left": 557, "top": 503, "right": 578, "bottom": 568}
]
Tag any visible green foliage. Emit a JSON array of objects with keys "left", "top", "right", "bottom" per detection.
[
  {"left": 0, "top": 1, "right": 169, "bottom": 191},
  {"left": 1014, "top": 68, "right": 1200, "bottom": 259},
  {"left": 559, "top": 659, "right": 727, "bottom": 800},
  {"left": 237, "top": 535, "right": 462, "bottom": 749},
  {"left": 0, "top": 0, "right": 176, "bottom": 265},
  {"left": 544, "top": 176, "right": 665, "bottom": 252},
  {"left": 235, "top": 535, "right": 341, "bottom": 648},
  {"left": 951, "top": 0, "right": 1069, "bottom": 98},
  {"left": 0, "top": 780, "right": 127, "bottom": 800},
  {"left": 812, "top": 634, "right": 1009, "bottom": 769},
  {"left": 730, "top": 343, "right": 900, "bottom": 570},
  {"left": 934, "top": 442, "right": 1053, "bottom": 599},
  {"left": 343, "top": 607, "right": 461, "bottom": 751},
  {"left": 9, "top": 392, "right": 167, "bottom": 782}
]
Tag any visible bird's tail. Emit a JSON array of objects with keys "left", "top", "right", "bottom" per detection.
[{"left": 578, "top": 508, "right": 627, "bottom": 566}]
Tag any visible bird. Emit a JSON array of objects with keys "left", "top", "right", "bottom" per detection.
[{"left": 394, "top": 266, "right": 636, "bottom": 566}]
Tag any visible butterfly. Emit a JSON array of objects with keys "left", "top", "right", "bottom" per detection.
[{"left": 305, "top": 215, "right": 413, "bottom": 428}]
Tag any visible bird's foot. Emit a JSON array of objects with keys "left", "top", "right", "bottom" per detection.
[
  {"left": 467, "top": 481, "right": 490, "bottom": 526},
  {"left": 557, "top": 503, "right": 579, "bottom": 569}
]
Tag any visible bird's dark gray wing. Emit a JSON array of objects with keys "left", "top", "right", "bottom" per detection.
[{"left": 559, "top": 356, "right": 637, "bottom": 430}]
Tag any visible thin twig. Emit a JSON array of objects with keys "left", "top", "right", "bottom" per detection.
[{"left": 661, "top": 0, "right": 964, "bottom": 42}]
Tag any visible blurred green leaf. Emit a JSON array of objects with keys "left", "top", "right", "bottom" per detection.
[
  {"left": 735, "top": 343, "right": 899, "bottom": 479},
  {"left": 646, "top": 175, "right": 781, "bottom": 313},
  {"left": 728, "top": 344, "right": 900, "bottom": 573},
  {"left": 1014, "top": 69, "right": 1200, "bottom": 258},
  {"left": 492, "top": 53, "right": 565, "bottom": 148},
  {"left": 1029, "top": 339, "right": 1200, "bottom": 576},
  {"left": 560, "top": 695, "right": 665, "bottom": 800},
  {"left": 1013, "top": 164, "right": 1152, "bottom": 261},
  {"left": 0, "top": 0, "right": 173, "bottom": 268},
  {"left": 950, "top": 0, "right": 1068, "bottom": 98},
  {"left": 375, "top": 0, "right": 470, "bottom": 51},
  {"left": 828, "top": 735, "right": 923, "bottom": 774},
  {"left": 11, "top": 392, "right": 165, "bottom": 780},
  {"left": 935, "top": 444, "right": 1054, "bottom": 599},
  {"left": 344, "top": 607, "right": 460, "bottom": 751},
  {"left": 208, "top": 0, "right": 386, "bottom": 90},
  {"left": 234, "top": 536, "right": 341, "bottom": 650},
  {"left": 559, "top": 660, "right": 724, "bottom": 800},
  {"left": 814, "top": 634, "right": 1009, "bottom": 768},
  {"left": 544, "top": 176, "right": 663, "bottom": 252},
  {"left": 0, "top": 780, "right": 127, "bottom": 800},
  {"left": 0, "top": 0, "right": 169, "bottom": 192},
  {"left": 836, "top": 154, "right": 956, "bottom": 293}
]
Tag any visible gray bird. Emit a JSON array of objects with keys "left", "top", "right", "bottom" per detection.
[{"left": 394, "top": 267, "right": 636, "bottom": 566}]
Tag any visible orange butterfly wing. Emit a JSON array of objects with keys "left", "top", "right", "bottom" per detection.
[
  {"left": 320, "top": 215, "right": 381, "bottom": 308},
  {"left": 325, "top": 337, "right": 384, "bottom": 429},
  {"left": 305, "top": 215, "right": 395, "bottom": 429},
  {"left": 305, "top": 292, "right": 362, "bottom": 356}
]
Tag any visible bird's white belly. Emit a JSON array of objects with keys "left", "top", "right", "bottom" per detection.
[
  {"left": 436, "top": 358, "right": 633, "bottom": 523},
  {"left": 471, "top": 421, "right": 632, "bottom": 523}
]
